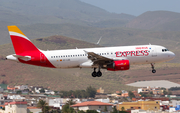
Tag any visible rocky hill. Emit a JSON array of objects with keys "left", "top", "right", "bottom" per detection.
[{"left": 126, "top": 11, "right": 180, "bottom": 30}]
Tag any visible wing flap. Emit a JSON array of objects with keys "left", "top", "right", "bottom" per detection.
[{"left": 84, "top": 50, "right": 113, "bottom": 66}]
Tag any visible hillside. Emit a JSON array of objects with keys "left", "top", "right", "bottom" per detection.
[
  {"left": 126, "top": 11, "right": 180, "bottom": 30},
  {"left": 152, "top": 18, "right": 180, "bottom": 31},
  {"left": 0, "top": 0, "right": 135, "bottom": 25},
  {"left": 0, "top": 0, "right": 135, "bottom": 44}
]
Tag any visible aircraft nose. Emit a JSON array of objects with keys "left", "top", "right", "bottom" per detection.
[{"left": 168, "top": 52, "right": 175, "bottom": 59}]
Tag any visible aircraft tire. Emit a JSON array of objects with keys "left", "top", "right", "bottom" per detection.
[
  {"left": 92, "top": 72, "right": 97, "bottom": 77},
  {"left": 152, "top": 69, "right": 156, "bottom": 73},
  {"left": 97, "top": 71, "right": 102, "bottom": 77}
]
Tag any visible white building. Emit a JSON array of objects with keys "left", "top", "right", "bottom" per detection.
[
  {"left": 14, "top": 85, "right": 28, "bottom": 90},
  {"left": 170, "top": 100, "right": 180, "bottom": 107},
  {"left": 45, "top": 90, "right": 55, "bottom": 95},
  {"left": 131, "top": 109, "right": 147, "bottom": 113},
  {"left": 0, "top": 101, "right": 27, "bottom": 113},
  {"left": 95, "top": 98, "right": 110, "bottom": 103},
  {"left": 48, "top": 98, "right": 64, "bottom": 110},
  {"left": 7, "top": 95, "right": 26, "bottom": 100}
]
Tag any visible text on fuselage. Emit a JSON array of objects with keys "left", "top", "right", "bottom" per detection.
[{"left": 116, "top": 50, "right": 149, "bottom": 57}]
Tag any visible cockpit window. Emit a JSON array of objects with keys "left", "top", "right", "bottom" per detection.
[{"left": 162, "top": 49, "right": 169, "bottom": 52}]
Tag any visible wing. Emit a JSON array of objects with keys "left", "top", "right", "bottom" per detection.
[{"left": 84, "top": 51, "right": 113, "bottom": 67}]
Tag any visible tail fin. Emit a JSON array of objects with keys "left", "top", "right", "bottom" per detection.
[{"left": 7, "top": 25, "right": 39, "bottom": 55}]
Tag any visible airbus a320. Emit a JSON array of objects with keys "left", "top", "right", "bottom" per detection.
[{"left": 6, "top": 26, "right": 175, "bottom": 77}]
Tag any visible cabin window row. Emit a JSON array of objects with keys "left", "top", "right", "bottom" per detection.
[
  {"left": 51, "top": 52, "right": 115, "bottom": 59},
  {"left": 51, "top": 54, "right": 88, "bottom": 58}
]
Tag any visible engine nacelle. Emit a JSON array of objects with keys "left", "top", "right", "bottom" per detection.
[{"left": 107, "top": 60, "right": 130, "bottom": 71}]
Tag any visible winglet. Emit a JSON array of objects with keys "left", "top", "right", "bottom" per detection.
[{"left": 96, "top": 36, "right": 102, "bottom": 45}]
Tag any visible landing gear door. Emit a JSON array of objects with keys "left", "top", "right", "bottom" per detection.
[{"left": 151, "top": 46, "right": 157, "bottom": 57}]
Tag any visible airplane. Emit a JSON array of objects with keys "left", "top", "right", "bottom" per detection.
[{"left": 6, "top": 25, "right": 175, "bottom": 77}]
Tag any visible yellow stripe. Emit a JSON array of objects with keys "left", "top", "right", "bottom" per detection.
[{"left": 7, "top": 25, "right": 26, "bottom": 37}]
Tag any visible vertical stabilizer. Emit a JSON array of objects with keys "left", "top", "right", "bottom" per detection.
[{"left": 7, "top": 25, "right": 39, "bottom": 55}]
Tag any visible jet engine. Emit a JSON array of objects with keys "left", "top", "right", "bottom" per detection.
[{"left": 107, "top": 60, "right": 130, "bottom": 71}]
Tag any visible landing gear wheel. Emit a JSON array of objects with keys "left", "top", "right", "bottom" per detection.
[
  {"left": 151, "top": 63, "right": 156, "bottom": 73},
  {"left": 91, "top": 67, "right": 102, "bottom": 77},
  {"left": 97, "top": 71, "right": 102, "bottom": 77},
  {"left": 152, "top": 69, "right": 156, "bottom": 73},
  {"left": 92, "top": 72, "right": 97, "bottom": 77}
]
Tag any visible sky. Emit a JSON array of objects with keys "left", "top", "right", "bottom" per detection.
[{"left": 80, "top": 0, "right": 180, "bottom": 16}]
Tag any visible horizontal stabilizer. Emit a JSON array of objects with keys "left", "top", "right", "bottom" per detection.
[{"left": 13, "top": 55, "right": 31, "bottom": 61}]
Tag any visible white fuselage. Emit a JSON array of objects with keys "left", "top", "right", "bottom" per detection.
[{"left": 41, "top": 45, "right": 175, "bottom": 68}]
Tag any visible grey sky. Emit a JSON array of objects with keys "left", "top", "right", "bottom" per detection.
[{"left": 80, "top": 0, "right": 180, "bottom": 16}]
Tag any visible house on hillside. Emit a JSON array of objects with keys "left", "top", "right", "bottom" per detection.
[
  {"left": 15, "top": 85, "right": 28, "bottom": 90},
  {"left": 117, "top": 101, "right": 160, "bottom": 111},
  {"left": 0, "top": 94, "right": 13, "bottom": 105},
  {"left": 0, "top": 84, "right": 7, "bottom": 90},
  {"left": 97, "top": 87, "right": 104, "bottom": 94},
  {"left": 71, "top": 101, "right": 113, "bottom": 112},
  {"left": 138, "top": 86, "right": 164, "bottom": 95}
]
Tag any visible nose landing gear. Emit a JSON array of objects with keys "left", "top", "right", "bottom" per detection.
[
  {"left": 91, "top": 67, "right": 102, "bottom": 77},
  {"left": 151, "top": 63, "right": 156, "bottom": 73}
]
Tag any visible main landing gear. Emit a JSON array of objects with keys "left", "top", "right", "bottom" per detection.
[
  {"left": 151, "top": 63, "right": 156, "bottom": 73},
  {"left": 92, "top": 67, "right": 102, "bottom": 77}
]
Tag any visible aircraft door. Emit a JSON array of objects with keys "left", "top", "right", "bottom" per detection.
[{"left": 151, "top": 46, "right": 157, "bottom": 57}]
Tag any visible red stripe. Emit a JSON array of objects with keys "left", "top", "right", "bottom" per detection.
[
  {"left": 11, "top": 35, "right": 38, "bottom": 54},
  {"left": 10, "top": 35, "right": 55, "bottom": 68}
]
